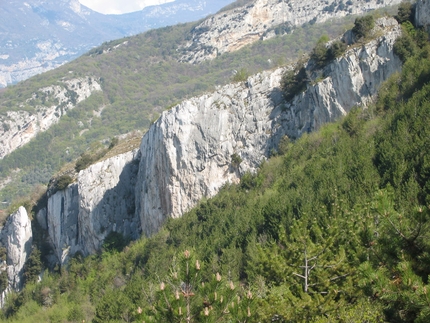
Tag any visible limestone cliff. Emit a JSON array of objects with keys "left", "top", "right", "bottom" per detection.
[
  {"left": 281, "top": 17, "right": 401, "bottom": 137},
  {"left": 38, "top": 17, "right": 402, "bottom": 262},
  {"left": 179, "top": 0, "right": 404, "bottom": 63},
  {"left": 0, "top": 77, "right": 101, "bottom": 159},
  {"left": 0, "top": 207, "right": 32, "bottom": 305},
  {"left": 0, "top": 0, "right": 403, "bottom": 161},
  {"left": 135, "top": 69, "right": 281, "bottom": 235},
  {"left": 38, "top": 150, "right": 140, "bottom": 264},
  {"left": 136, "top": 17, "right": 402, "bottom": 236}
]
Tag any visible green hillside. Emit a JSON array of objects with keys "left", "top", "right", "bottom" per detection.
[
  {"left": 2, "top": 8, "right": 430, "bottom": 321},
  {"left": 0, "top": 12, "right": 363, "bottom": 212}
]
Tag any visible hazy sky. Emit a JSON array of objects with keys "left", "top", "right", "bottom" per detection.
[{"left": 79, "top": 0, "right": 175, "bottom": 15}]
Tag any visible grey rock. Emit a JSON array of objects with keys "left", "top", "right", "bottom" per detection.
[
  {"left": 0, "top": 77, "right": 101, "bottom": 159},
  {"left": 179, "top": 0, "right": 404, "bottom": 63},
  {"left": 0, "top": 207, "right": 32, "bottom": 306},
  {"left": 136, "top": 17, "right": 402, "bottom": 236},
  {"left": 41, "top": 18, "right": 402, "bottom": 263},
  {"left": 40, "top": 149, "right": 140, "bottom": 264},
  {"left": 416, "top": 0, "right": 430, "bottom": 30},
  {"left": 281, "top": 17, "right": 402, "bottom": 138}
]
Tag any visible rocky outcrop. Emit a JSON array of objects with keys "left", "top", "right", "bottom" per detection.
[
  {"left": 0, "top": 207, "right": 32, "bottom": 305},
  {"left": 0, "top": 77, "right": 101, "bottom": 159},
  {"left": 136, "top": 17, "right": 402, "bottom": 236},
  {"left": 135, "top": 70, "right": 281, "bottom": 235},
  {"left": 179, "top": 0, "right": 403, "bottom": 63},
  {"left": 39, "top": 150, "right": 140, "bottom": 264},
  {"left": 281, "top": 17, "right": 402, "bottom": 136},
  {"left": 416, "top": 0, "right": 430, "bottom": 30}
]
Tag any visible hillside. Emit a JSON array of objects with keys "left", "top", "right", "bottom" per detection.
[
  {"left": 0, "top": 0, "right": 236, "bottom": 87},
  {"left": 0, "top": 2, "right": 429, "bottom": 320},
  {"left": 0, "top": 2, "right": 373, "bottom": 212},
  {"left": 0, "top": 0, "right": 424, "bottom": 313}
]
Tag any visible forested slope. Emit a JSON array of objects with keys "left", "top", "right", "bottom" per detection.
[{"left": 2, "top": 9, "right": 430, "bottom": 322}]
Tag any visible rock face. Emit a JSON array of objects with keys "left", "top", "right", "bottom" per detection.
[
  {"left": 416, "top": 0, "right": 430, "bottom": 30},
  {"left": 179, "top": 0, "right": 404, "bottom": 63},
  {"left": 39, "top": 17, "right": 402, "bottom": 263},
  {"left": 39, "top": 150, "right": 140, "bottom": 264},
  {"left": 135, "top": 70, "right": 281, "bottom": 235},
  {"left": 0, "top": 77, "right": 101, "bottom": 159},
  {"left": 281, "top": 17, "right": 402, "bottom": 137},
  {"left": 0, "top": 207, "right": 33, "bottom": 305},
  {"left": 136, "top": 17, "right": 402, "bottom": 236}
]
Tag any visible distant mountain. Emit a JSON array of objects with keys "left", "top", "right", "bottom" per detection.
[{"left": 0, "top": 0, "right": 235, "bottom": 87}]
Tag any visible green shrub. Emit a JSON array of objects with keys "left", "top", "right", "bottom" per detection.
[
  {"left": 232, "top": 68, "right": 249, "bottom": 82},
  {"left": 311, "top": 36, "right": 347, "bottom": 69},
  {"left": 54, "top": 175, "right": 73, "bottom": 191},
  {"left": 67, "top": 304, "right": 85, "bottom": 322},
  {"left": 23, "top": 247, "right": 42, "bottom": 285},
  {"left": 327, "top": 40, "right": 348, "bottom": 60},
  {"left": 0, "top": 246, "right": 6, "bottom": 262},
  {"left": 75, "top": 154, "right": 94, "bottom": 172},
  {"left": 352, "top": 15, "right": 375, "bottom": 41},
  {"left": 395, "top": 1, "right": 415, "bottom": 24},
  {"left": 240, "top": 171, "right": 259, "bottom": 190},
  {"left": 0, "top": 270, "right": 8, "bottom": 291},
  {"left": 277, "top": 135, "right": 291, "bottom": 155},
  {"left": 311, "top": 42, "right": 329, "bottom": 68},
  {"left": 231, "top": 153, "right": 243, "bottom": 167},
  {"left": 108, "top": 137, "right": 119, "bottom": 149},
  {"left": 102, "top": 231, "right": 126, "bottom": 253},
  {"left": 280, "top": 65, "right": 308, "bottom": 101},
  {"left": 394, "top": 32, "right": 418, "bottom": 63}
]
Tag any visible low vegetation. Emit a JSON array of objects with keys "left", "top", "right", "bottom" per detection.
[
  {"left": 280, "top": 62, "right": 308, "bottom": 101},
  {"left": 352, "top": 15, "right": 375, "bottom": 40}
]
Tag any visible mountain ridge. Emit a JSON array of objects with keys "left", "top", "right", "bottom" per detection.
[
  {"left": 0, "top": 0, "right": 235, "bottom": 87},
  {"left": 179, "top": 0, "right": 404, "bottom": 63},
  {"left": 0, "top": 1, "right": 427, "bottom": 320}
]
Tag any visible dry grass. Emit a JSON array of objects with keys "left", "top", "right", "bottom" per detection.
[{"left": 54, "top": 130, "right": 144, "bottom": 180}]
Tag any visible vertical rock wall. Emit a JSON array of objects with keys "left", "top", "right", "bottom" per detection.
[
  {"left": 135, "top": 70, "right": 282, "bottom": 235},
  {"left": 40, "top": 149, "right": 140, "bottom": 264},
  {"left": 0, "top": 207, "right": 33, "bottom": 306},
  {"left": 278, "top": 18, "right": 402, "bottom": 138}
]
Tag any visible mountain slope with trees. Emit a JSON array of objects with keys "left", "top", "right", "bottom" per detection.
[{"left": 2, "top": 3, "right": 430, "bottom": 322}]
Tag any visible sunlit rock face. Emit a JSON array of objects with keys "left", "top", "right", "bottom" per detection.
[
  {"left": 284, "top": 17, "right": 401, "bottom": 134},
  {"left": 0, "top": 207, "right": 33, "bottom": 306},
  {"left": 36, "top": 16, "right": 402, "bottom": 265},
  {"left": 136, "top": 17, "right": 402, "bottom": 236},
  {"left": 179, "top": 0, "right": 404, "bottom": 63}
]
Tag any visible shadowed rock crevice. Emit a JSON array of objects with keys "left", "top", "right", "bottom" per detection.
[{"left": 38, "top": 150, "right": 140, "bottom": 265}]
